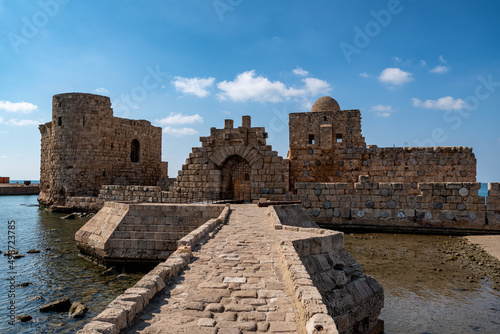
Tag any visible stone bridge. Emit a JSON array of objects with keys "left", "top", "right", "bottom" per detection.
[{"left": 77, "top": 204, "right": 383, "bottom": 334}]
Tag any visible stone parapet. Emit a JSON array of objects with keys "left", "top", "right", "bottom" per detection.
[
  {"left": 269, "top": 205, "right": 383, "bottom": 334},
  {"left": 77, "top": 205, "right": 230, "bottom": 334},
  {"left": 75, "top": 202, "right": 225, "bottom": 265},
  {"left": 295, "top": 179, "right": 500, "bottom": 233}
]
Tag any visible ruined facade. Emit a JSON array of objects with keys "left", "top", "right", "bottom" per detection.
[
  {"left": 39, "top": 93, "right": 500, "bottom": 232},
  {"left": 288, "top": 96, "right": 476, "bottom": 189},
  {"left": 165, "top": 116, "right": 289, "bottom": 202},
  {"left": 38, "top": 93, "right": 168, "bottom": 208}
]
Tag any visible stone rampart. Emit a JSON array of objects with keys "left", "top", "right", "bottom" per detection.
[
  {"left": 269, "top": 205, "right": 384, "bottom": 334},
  {"left": 75, "top": 202, "right": 225, "bottom": 265},
  {"left": 295, "top": 178, "right": 500, "bottom": 233},
  {"left": 289, "top": 146, "right": 476, "bottom": 191}
]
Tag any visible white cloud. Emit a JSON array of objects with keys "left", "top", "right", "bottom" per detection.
[
  {"left": 359, "top": 72, "right": 370, "bottom": 78},
  {"left": 412, "top": 96, "right": 465, "bottom": 110},
  {"left": 0, "top": 101, "right": 38, "bottom": 113},
  {"left": 216, "top": 70, "right": 330, "bottom": 103},
  {"left": 6, "top": 119, "right": 40, "bottom": 126},
  {"left": 430, "top": 65, "right": 449, "bottom": 74},
  {"left": 156, "top": 112, "right": 203, "bottom": 126},
  {"left": 162, "top": 126, "right": 198, "bottom": 137},
  {"left": 172, "top": 76, "right": 215, "bottom": 98},
  {"left": 302, "top": 77, "right": 330, "bottom": 95},
  {"left": 371, "top": 104, "right": 394, "bottom": 117},
  {"left": 292, "top": 66, "right": 309, "bottom": 76},
  {"left": 94, "top": 87, "right": 109, "bottom": 94},
  {"left": 371, "top": 104, "right": 392, "bottom": 112},
  {"left": 0, "top": 155, "right": 8, "bottom": 159},
  {"left": 420, "top": 60, "right": 427, "bottom": 66},
  {"left": 378, "top": 68, "right": 414, "bottom": 86},
  {"left": 439, "top": 55, "right": 447, "bottom": 63}
]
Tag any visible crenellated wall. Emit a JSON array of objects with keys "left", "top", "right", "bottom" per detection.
[{"left": 295, "top": 178, "right": 500, "bottom": 233}]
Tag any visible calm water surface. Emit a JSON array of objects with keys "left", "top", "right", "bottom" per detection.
[
  {"left": 0, "top": 195, "right": 143, "bottom": 334},
  {"left": 345, "top": 233, "right": 500, "bottom": 334}
]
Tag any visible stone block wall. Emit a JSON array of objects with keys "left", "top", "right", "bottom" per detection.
[
  {"left": 289, "top": 146, "right": 476, "bottom": 191},
  {"left": 487, "top": 183, "right": 500, "bottom": 226},
  {"left": 75, "top": 202, "right": 225, "bottom": 265},
  {"left": 295, "top": 178, "right": 500, "bottom": 232},
  {"left": 168, "top": 116, "right": 288, "bottom": 202},
  {"left": 270, "top": 205, "right": 384, "bottom": 334},
  {"left": 287, "top": 97, "right": 476, "bottom": 191},
  {"left": 39, "top": 93, "right": 168, "bottom": 208}
]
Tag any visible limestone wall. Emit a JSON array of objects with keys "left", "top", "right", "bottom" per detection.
[
  {"left": 168, "top": 116, "right": 288, "bottom": 202},
  {"left": 487, "top": 183, "right": 500, "bottom": 226},
  {"left": 295, "top": 179, "right": 500, "bottom": 232},
  {"left": 287, "top": 97, "right": 476, "bottom": 191},
  {"left": 289, "top": 146, "right": 476, "bottom": 191},
  {"left": 269, "top": 205, "right": 384, "bottom": 334},
  {"left": 75, "top": 202, "right": 225, "bottom": 265},
  {"left": 39, "top": 93, "right": 167, "bottom": 208}
]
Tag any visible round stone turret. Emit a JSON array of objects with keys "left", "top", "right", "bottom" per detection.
[{"left": 311, "top": 96, "right": 340, "bottom": 112}]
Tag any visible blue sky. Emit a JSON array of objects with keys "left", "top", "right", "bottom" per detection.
[{"left": 0, "top": 0, "right": 499, "bottom": 182}]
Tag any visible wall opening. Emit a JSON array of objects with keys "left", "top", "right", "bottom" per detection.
[
  {"left": 308, "top": 134, "right": 315, "bottom": 145},
  {"left": 130, "top": 139, "right": 140, "bottom": 163},
  {"left": 57, "top": 117, "right": 62, "bottom": 126},
  {"left": 336, "top": 134, "right": 343, "bottom": 143},
  {"left": 221, "top": 155, "right": 251, "bottom": 200}
]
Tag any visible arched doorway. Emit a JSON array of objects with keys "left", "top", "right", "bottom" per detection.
[{"left": 221, "top": 155, "right": 251, "bottom": 201}]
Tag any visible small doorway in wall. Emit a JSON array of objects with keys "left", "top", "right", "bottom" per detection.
[{"left": 221, "top": 155, "right": 251, "bottom": 201}]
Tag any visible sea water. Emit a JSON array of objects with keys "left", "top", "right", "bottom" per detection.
[{"left": 0, "top": 195, "right": 142, "bottom": 334}]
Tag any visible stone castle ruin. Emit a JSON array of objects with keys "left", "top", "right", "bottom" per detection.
[
  {"left": 39, "top": 93, "right": 500, "bottom": 233},
  {"left": 38, "top": 93, "right": 168, "bottom": 208}
]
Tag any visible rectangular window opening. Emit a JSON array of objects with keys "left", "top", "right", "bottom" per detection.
[
  {"left": 336, "top": 134, "right": 343, "bottom": 143},
  {"left": 308, "top": 134, "right": 315, "bottom": 145},
  {"left": 57, "top": 117, "right": 62, "bottom": 126}
]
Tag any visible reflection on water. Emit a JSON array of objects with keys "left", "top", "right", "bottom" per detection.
[
  {"left": 0, "top": 195, "right": 143, "bottom": 334},
  {"left": 344, "top": 233, "right": 500, "bottom": 334}
]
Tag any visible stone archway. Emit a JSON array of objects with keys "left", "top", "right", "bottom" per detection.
[{"left": 221, "top": 155, "right": 251, "bottom": 201}]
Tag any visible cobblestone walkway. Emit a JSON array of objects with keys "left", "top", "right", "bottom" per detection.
[{"left": 125, "top": 204, "right": 303, "bottom": 334}]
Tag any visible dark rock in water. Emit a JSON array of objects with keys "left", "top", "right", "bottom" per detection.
[
  {"left": 0, "top": 250, "right": 2, "bottom": 254},
  {"left": 17, "top": 282, "right": 31, "bottom": 287},
  {"left": 39, "top": 298, "right": 72, "bottom": 312},
  {"left": 12, "top": 254, "right": 26, "bottom": 259},
  {"left": 61, "top": 214, "right": 76, "bottom": 220},
  {"left": 16, "top": 315, "right": 32, "bottom": 322},
  {"left": 68, "top": 302, "right": 88, "bottom": 318},
  {"left": 45, "top": 248, "right": 52, "bottom": 251},
  {"left": 27, "top": 249, "right": 40, "bottom": 254},
  {"left": 101, "top": 266, "right": 119, "bottom": 276},
  {"left": 117, "top": 274, "right": 133, "bottom": 280}
]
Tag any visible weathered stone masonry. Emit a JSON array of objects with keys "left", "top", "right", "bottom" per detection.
[
  {"left": 40, "top": 93, "right": 500, "bottom": 232},
  {"left": 38, "top": 93, "right": 168, "bottom": 208}
]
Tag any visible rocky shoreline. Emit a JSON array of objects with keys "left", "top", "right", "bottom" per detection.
[{"left": 438, "top": 238, "right": 500, "bottom": 289}]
